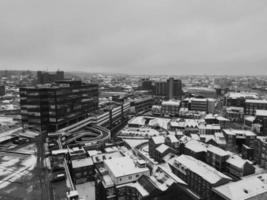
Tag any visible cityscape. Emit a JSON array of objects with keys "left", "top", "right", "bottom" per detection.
[
  {"left": 1, "top": 71, "right": 267, "bottom": 200},
  {"left": 1, "top": 1, "right": 267, "bottom": 200}
]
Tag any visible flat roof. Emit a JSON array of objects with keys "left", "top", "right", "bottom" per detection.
[
  {"left": 156, "top": 144, "right": 169, "bottom": 154},
  {"left": 72, "top": 157, "right": 93, "bottom": 168},
  {"left": 104, "top": 157, "right": 149, "bottom": 178},
  {"left": 128, "top": 116, "right": 146, "bottom": 126},
  {"left": 223, "top": 129, "right": 256, "bottom": 136},
  {"left": 151, "top": 136, "right": 165, "bottom": 145},
  {"left": 245, "top": 99, "right": 267, "bottom": 104},
  {"left": 162, "top": 100, "right": 181, "bottom": 106},
  {"left": 213, "top": 173, "right": 267, "bottom": 200},
  {"left": 256, "top": 110, "right": 267, "bottom": 117},
  {"left": 207, "top": 145, "right": 229, "bottom": 157},
  {"left": 185, "top": 140, "right": 207, "bottom": 153}
]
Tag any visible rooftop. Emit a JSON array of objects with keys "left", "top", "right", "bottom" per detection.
[
  {"left": 256, "top": 110, "right": 267, "bottom": 117},
  {"left": 227, "top": 92, "right": 258, "bottom": 99},
  {"left": 170, "top": 155, "right": 232, "bottom": 184},
  {"left": 185, "top": 140, "right": 207, "bottom": 153},
  {"left": 223, "top": 129, "right": 256, "bottom": 137},
  {"left": 207, "top": 145, "right": 229, "bottom": 157},
  {"left": 71, "top": 157, "right": 93, "bottom": 168},
  {"left": 226, "top": 155, "right": 252, "bottom": 169},
  {"left": 104, "top": 157, "right": 149, "bottom": 178},
  {"left": 213, "top": 173, "right": 267, "bottom": 200},
  {"left": 156, "top": 144, "right": 169, "bottom": 154},
  {"left": 128, "top": 116, "right": 146, "bottom": 126},
  {"left": 245, "top": 99, "right": 267, "bottom": 104},
  {"left": 151, "top": 136, "right": 165, "bottom": 145},
  {"left": 162, "top": 100, "right": 181, "bottom": 106}
]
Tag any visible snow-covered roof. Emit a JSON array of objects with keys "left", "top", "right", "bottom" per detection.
[
  {"left": 207, "top": 145, "right": 229, "bottom": 157},
  {"left": 171, "top": 155, "right": 231, "bottom": 184},
  {"left": 226, "top": 155, "right": 252, "bottom": 169},
  {"left": 104, "top": 157, "right": 149, "bottom": 178},
  {"left": 151, "top": 136, "right": 165, "bottom": 145},
  {"left": 213, "top": 173, "right": 267, "bottom": 200},
  {"left": 156, "top": 144, "right": 169, "bottom": 154},
  {"left": 245, "top": 99, "right": 267, "bottom": 104},
  {"left": 162, "top": 100, "right": 181, "bottom": 106},
  {"left": 255, "top": 110, "right": 267, "bottom": 117},
  {"left": 185, "top": 140, "right": 207, "bottom": 153}
]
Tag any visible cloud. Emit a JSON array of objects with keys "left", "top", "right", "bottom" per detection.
[{"left": 0, "top": 0, "right": 267, "bottom": 75}]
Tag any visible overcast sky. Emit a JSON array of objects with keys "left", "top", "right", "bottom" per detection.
[{"left": 0, "top": 0, "right": 267, "bottom": 75}]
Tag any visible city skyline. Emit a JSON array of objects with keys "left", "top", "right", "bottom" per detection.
[{"left": 0, "top": 0, "right": 267, "bottom": 75}]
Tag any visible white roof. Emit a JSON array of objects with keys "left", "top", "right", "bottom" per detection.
[
  {"left": 171, "top": 155, "right": 231, "bottom": 184},
  {"left": 223, "top": 129, "right": 256, "bottom": 136},
  {"left": 185, "top": 140, "right": 207, "bottom": 153},
  {"left": 245, "top": 116, "right": 256, "bottom": 122},
  {"left": 128, "top": 116, "right": 146, "bottom": 126},
  {"left": 166, "top": 135, "right": 178, "bottom": 143},
  {"left": 245, "top": 99, "right": 267, "bottom": 104},
  {"left": 226, "top": 155, "right": 252, "bottom": 169},
  {"left": 227, "top": 92, "right": 258, "bottom": 99},
  {"left": 104, "top": 157, "right": 149, "bottom": 178},
  {"left": 256, "top": 110, "right": 267, "bottom": 117},
  {"left": 156, "top": 144, "right": 169, "bottom": 154},
  {"left": 213, "top": 173, "right": 267, "bottom": 200},
  {"left": 151, "top": 136, "right": 165, "bottom": 144},
  {"left": 207, "top": 145, "right": 229, "bottom": 157},
  {"left": 72, "top": 157, "right": 93, "bottom": 168},
  {"left": 162, "top": 100, "right": 181, "bottom": 106}
]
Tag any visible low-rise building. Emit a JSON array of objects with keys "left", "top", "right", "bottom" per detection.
[
  {"left": 226, "top": 155, "right": 255, "bottom": 178},
  {"left": 212, "top": 173, "right": 267, "bottom": 200},
  {"left": 206, "top": 145, "right": 230, "bottom": 172},
  {"left": 254, "top": 136, "right": 267, "bottom": 169},
  {"left": 223, "top": 129, "right": 256, "bottom": 152},
  {"left": 161, "top": 100, "right": 181, "bottom": 116},
  {"left": 168, "top": 155, "right": 232, "bottom": 200},
  {"left": 245, "top": 99, "right": 267, "bottom": 115}
]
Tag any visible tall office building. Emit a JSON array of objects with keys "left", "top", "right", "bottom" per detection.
[
  {"left": 20, "top": 80, "right": 99, "bottom": 132},
  {"left": 154, "top": 78, "right": 182, "bottom": 99},
  {"left": 0, "top": 85, "right": 5, "bottom": 96},
  {"left": 167, "top": 78, "right": 182, "bottom": 99},
  {"left": 37, "top": 70, "right": 65, "bottom": 84},
  {"left": 141, "top": 78, "right": 154, "bottom": 91}
]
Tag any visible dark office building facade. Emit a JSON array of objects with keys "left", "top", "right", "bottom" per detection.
[
  {"left": 37, "top": 70, "right": 65, "bottom": 84},
  {"left": 154, "top": 78, "right": 182, "bottom": 99},
  {"left": 0, "top": 85, "right": 5, "bottom": 96},
  {"left": 20, "top": 80, "right": 99, "bottom": 132}
]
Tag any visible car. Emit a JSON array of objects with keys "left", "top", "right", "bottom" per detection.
[{"left": 51, "top": 172, "right": 66, "bottom": 182}]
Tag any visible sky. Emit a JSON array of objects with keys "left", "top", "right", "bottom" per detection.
[{"left": 0, "top": 0, "right": 267, "bottom": 75}]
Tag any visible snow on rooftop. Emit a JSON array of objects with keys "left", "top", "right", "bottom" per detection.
[
  {"left": 128, "top": 116, "right": 146, "bottom": 126},
  {"left": 148, "top": 118, "right": 170, "bottom": 130},
  {"left": 227, "top": 92, "right": 258, "bottom": 99},
  {"left": 223, "top": 129, "right": 256, "bottom": 136},
  {"left": 256, "top": 110, "right": 267, "bottom": 117},
  {"left": 245, "top": 99, "right": 267, "bottom": 104},
  {"left": 185, "top": 140, "right": 207, "bottom": 153},
  {"left": 162, "top": 100, "right": 181, "bottom": 106},
  {"left": 213, "top": 173, "right": 267, "bottom": 200},
  {"left": 104, "top": 157, "right": 149, "bottom": 178},
  {"left": 166, "top": 135, "right": 178, "bottom": 143},
  {"left": 72, "top": 157, "right": 93, "bottom": 168},
  {"left": 151, "top": 136, "right": 165, "bottom": 145},
  {"left": 156, "top": 144, "right": 169, "bottom": 154},
  {"left": 207, "top": 145, "right": 229, "bottom": 157},
  {"left": 171, "top": 155, "right": 231, "bottom": 184},
  {"left": 226, "top": 155, "right": 252, "bottom": 169}
]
